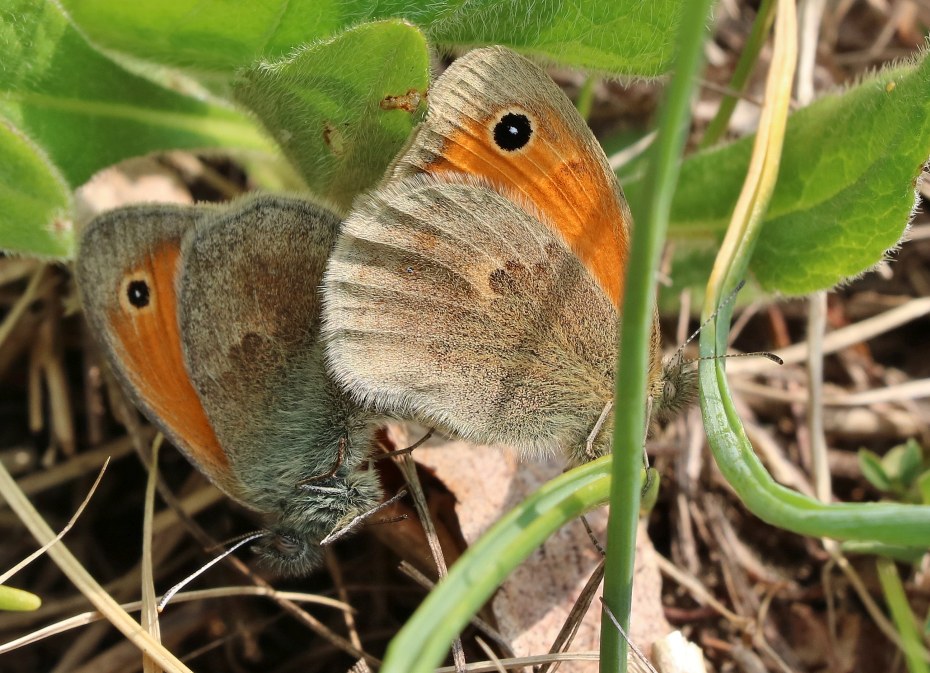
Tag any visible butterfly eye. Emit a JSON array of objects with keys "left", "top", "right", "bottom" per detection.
[
  {"left": 272, "top": 533, "right": 302, "bottom": 557},
  {"left": 493, "top": 112, "right": 533, "bottom": 152},
  {"left": 126, "top": 279, "right": 150, "bottom": 309}
]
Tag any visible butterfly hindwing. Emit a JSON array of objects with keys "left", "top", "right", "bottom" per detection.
[{"left": 324, "top": 174, "right": 618, "bottom": 461}]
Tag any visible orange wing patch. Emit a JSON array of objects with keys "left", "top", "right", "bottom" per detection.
[
  {"left": 421, "top": 111, "right": 629, "bottom": 308},
  {"left": 108, "top": 241, "right": 229, "bottom": 480}
]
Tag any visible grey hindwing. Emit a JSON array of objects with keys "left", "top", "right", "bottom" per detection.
[{"left": 324, "top": 174, "right": 617, "bottom": 458}]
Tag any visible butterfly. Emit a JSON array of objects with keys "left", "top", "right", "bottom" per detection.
[
  {"left": 322, "top": 47, "right": 692, "bottom": 466},
  {"left": 77, "top": 195, "right": 383, "bottom": 575}
]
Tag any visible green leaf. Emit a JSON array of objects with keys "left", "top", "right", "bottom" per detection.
[
  {"left": 0, "top": 0, "right": 271, "bottom": 257},
  {"left": 859, "top": 449, "right": 891, "bottom": 491},
  {"left": 0, "top": 120, "right": 72, "bottom": 257},
  {"left": 0, "top": 585, "right": 42, "bottom": 611},
  {"left": 627, "top": 53, "right": 930, "bottom": 296},
  {"left": 61, "top": 0, "right": 680, "bottom": 75},
  {"left": 878, "top": 439, "right": 924, "bottom": 489},
  {"left": 235, "top": 21, "right": 429, "bottom": 210},
  {"left": 917, "top": 470, "right": 930, "bottom": 506},
  {"left": 895, "top": 439, "right": 925, "bottom": 487},
  {"left": 418, "top": 0, "right": 679, "bottom": 76}
]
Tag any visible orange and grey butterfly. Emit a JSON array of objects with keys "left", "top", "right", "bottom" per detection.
[
  {"left": 324, "top": 47, "right": 683, "bottom": 465},
  {"left": 78, "top": 195, "right": 382, "bottom": 574}
]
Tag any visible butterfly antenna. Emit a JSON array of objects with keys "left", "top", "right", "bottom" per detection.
[
  {"left": 320, "top": 488, "right": 409, "bottom": 546},
  {"left": 668, "top": 280, "right": 783, "bottom": 367},
  {"left": 694, "top": 350, "right": 783, "bottom": 365},
  {"left": 157, "top": 530, "right": 267, "bottom": 612},
  {"left": 671, "top": 279, "right": 748, "bottom": 362}
]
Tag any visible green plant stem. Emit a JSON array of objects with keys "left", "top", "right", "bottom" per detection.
[
  {"left": 380, "top": 457, "right": 613, "bottom": 673},
  {"left": 699, "top": 0, "right": 930, "bottom": 551},
  {"left": 700, "top": 0, "right": 776, "bottom": 148},
  {"left": 876, "top": 557, "right": 930, "bottom": 673},
  {"left": 575, "top": 75, "right": 599, "bottom": 121},
  {"left": 600, "top": 0, "right": 715, "bottom": 670}
]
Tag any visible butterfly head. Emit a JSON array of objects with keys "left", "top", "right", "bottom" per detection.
[
  {"left": 251, "top": 467, "right": 383, "bottom": 576},
  {"left": 654, "top": 355, "right": 699, "bottom": 421}
]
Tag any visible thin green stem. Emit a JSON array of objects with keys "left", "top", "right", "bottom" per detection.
[
  {"left": 380, "top": 457, "right": 614, "bottom": 673},
  {"left": 600, "top": 0, "right": 715, "bottom": 670},
  {"left": 575, "top": 75, "right": 599, "bottom": 121},
  {"left": 700, "top": 0, "right": 776, "bottom": 148},
  {"left": 876, "top": 557, "right": 930, "bottom": 673}
]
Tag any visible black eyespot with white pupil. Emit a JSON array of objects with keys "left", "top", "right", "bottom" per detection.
[
  {"left": 493, "top": 112, "right": 532, "bottom": 152},
  {"left": 126, "top": 280, "right": 150, "bottom": 309}
]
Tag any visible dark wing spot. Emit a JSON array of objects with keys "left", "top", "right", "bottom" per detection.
[
  {"left": 493, "top": 112, "right": 533, "bottom": 152},
  {"left": 126, "top": 280, "right": 150, "bottom": 309},
  {"left": 489, "top": 261, "right": 527, "bottom": 295}
]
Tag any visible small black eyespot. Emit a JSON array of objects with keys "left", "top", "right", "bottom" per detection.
[
  {"left": 126, "top": 280, "right": 150, "bottom": 309},
  {"left": 493, "top": 112, "right": 532, "bottom": 151}
]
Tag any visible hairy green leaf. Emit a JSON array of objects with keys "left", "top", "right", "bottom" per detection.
[
  {"left": 62, "top": 0, "right": 680, "bottom": 75},
  {"left": 0, "top": 120, "right": 72, "bottom": 257},
  {"left": 235, "top": 21, "right": 428, "bottom": 209},
  {"left": 0, "top": 0, "right": 270, "bottom": 257},
  {"left": 627, "top": 53, "right": 930, "bottom": 295}
]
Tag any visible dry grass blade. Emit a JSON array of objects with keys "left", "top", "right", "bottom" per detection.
[
  {"left": 394, "top": 453, "right": 468, "bottom": 672},
  {"left": 0, "top": 266, "right": 49, "bottom": 351},
  {"left": 0, "top": 587, "right": 354, "bottom": 655},
  {"left": 398, "top": 561, "right": 516, "bottom": 660},
  {"left": 433, "top": 651, "right": 599, "bottom": 673},
  {"left": 473, "top": 636, "right": 507, "bottom": 673},
  {"left": 141, "top": 435, "right": 163, "bottom": 673},
  {"left": 325, "top": 548, "right": 364, "bottom": 651},
  {"left": 1, "top": 457, "right": 109, "bottom": 585},
  {"left": 537, "top": 558, "right": 605, "bottom": 673},
  {"left": 727, "top": 297, "right": 930, "bottom": 374},
  {"left": 0, "top": 460, "right": 194, "bottom": 672},
  {"left": 598, "top": 598, "right": 658, "bottom": 673}
]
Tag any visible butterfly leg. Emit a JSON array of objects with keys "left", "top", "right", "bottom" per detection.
[
  {"left": 296, "top": 437, "right": 346, "bottom": 488},
  {"left": 584, "top": 400, "right": 614, "bottom": 460},
  {"left": 373, "top": 428, "right": 434, "bottom": 461}
]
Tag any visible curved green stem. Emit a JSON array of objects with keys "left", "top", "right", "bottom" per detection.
[{"left": 701, "top": 0, "right": 930, "bottom": 552}]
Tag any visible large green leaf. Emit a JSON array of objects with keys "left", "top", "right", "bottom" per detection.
[
  {"left": 235, "top": 21, "right": 429, "bottom": 210},
  {"left": 0, "top": 120, "right": 72, "bottom": 257},
  {"left": 627, "top": 52, "right": 930, "bottom": 296},
  {"left": 0, "top": 0, "right": 271, "bottom": 257},
  {"left": 61, "top": 0, "right": 679, "bottom": 76}
]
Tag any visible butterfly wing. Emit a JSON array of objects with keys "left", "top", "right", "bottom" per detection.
[
  {"left": 324, "top": 174, "right": 617, "bottom": 462},
  {"left": 76, "top": 205, "right": 233, "bottom": 490},
  {"left": 178, "top": 195, "right": 376, "bottom": 511},
  {"left": 388, "top": 46, "right": 633, "bottom": 308}
]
